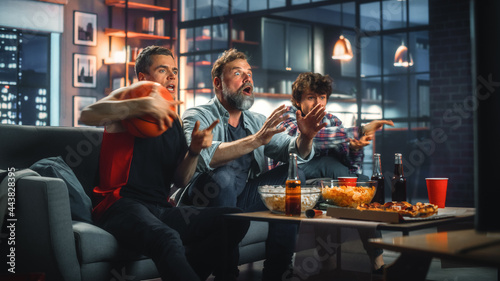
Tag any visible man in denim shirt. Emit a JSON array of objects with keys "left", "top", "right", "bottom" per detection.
[{"left": 182, "top": 49, "right": 325, "bottom": 280}]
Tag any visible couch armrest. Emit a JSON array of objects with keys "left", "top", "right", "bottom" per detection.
[{"left": 16, "top": 176, "right": 82, "bottom": 281}]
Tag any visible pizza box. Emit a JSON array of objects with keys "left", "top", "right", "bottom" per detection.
[{"left": 326, "top": 206, "right": 402, "bottom": 223}]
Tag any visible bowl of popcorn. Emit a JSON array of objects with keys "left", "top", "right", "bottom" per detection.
[
  {"left": 258, "top": 185, "right": 322, "bottom": 214},
  {"left": 321, "top": 180, "right": 377, "bottom": 208}
]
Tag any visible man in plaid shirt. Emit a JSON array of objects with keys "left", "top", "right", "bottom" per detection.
[
  {"left": 275, "top": 72, "right": 393, "bottom": 179},
  {"left": 277, "top": 72, "right": 393, "bottom": 274}
]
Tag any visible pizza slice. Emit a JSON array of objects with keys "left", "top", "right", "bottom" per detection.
[{"left": 357, "top": 201, "right": 438, "bottom": 217}]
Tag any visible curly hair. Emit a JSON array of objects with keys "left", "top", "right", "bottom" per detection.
[
  {"left": 291, "top": 72, "right": 333, "bottom": 109},
  {"left": 135, "top": 45, "right": 174, "bottom": 78},
  {"left": 211, "top": 48, "right": 248, "bottom": 82}
]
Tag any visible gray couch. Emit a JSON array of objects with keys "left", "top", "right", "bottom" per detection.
[{"left": 0, "top": 124, "right": 268, "bottom": 281}]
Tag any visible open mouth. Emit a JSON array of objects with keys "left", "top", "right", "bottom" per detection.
[
  {"left": 242, "top": 84, "right": 253, "bottom": 96},
  {"left": 166, "top": 84, "right": 175, "bottom": 93}
]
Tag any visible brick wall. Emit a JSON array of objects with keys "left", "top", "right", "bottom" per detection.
[{"left": 429, "top": 0, "right": 474, "bottom": 206}]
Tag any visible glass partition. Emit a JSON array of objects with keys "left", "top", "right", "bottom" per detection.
[
  {"left": 410, "top": 30, "right": 429, "bottom": 73},
  {"left": 382, "top": 0, "right": 406, "bottom": 30},
  {"left": 269, "top": 0, "right": 286, "bottom": 9},
  {"left": 409, "top": 0, "right": 429, "bottom": 27},
  {"left": 360, "top": 1, "right": 381, "bottom": 32},
  {"left": 361, "top": 36, "right": 382, "bottom": 77},
  {"left": 250, "top": 1, "right": 267, "bottom": 11},
  {"left": 231, "top": 0, "right": 247, "bottom": 14}
]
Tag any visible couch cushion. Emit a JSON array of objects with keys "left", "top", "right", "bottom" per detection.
[
  {"left": 240, "top": 221, "right": 268, "bottom": 247},
  {"left": 73, "top": 222, "right": 149, "bottom": 264},
  {"left": 30, "top": 156, "right": 93, "bottom": 224},
  {"left": 0, "top": 125, "right": 103, "bottom": 205}
]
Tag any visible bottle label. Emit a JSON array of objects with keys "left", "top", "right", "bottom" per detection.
[{"left": 285, "top": 179, "right": 301, "bottom": 216}]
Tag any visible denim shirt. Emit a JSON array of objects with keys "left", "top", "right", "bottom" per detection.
[{"left": 182, "top": 97, "right": 314, "bottom": 179}]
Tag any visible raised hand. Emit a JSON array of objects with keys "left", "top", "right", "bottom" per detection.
[
  {"left": 349, "top": 135, "right": 372, "bottom": 150},
  {"left": 189, "top": 120, "right": 220, "bottom": 155},
  {"left": 348, "top": 119, "right": 394, "bottom": 150},
  {"left": 254, "top": 104, "right": 289, "bottom": 146},
  {"left": 296, "top": 103, "right": 327, "bottom": 140},
  {"left": 146, "top": 84, "right": 182, "bottom": 130},
  {"left": 363, "top": 120, "right": 394, "bottom": 138}
]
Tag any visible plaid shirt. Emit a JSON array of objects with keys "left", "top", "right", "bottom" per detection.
[{"left": 270, "top": 105, "right": 364, "bottom": 174}]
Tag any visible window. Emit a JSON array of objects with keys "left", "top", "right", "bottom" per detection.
[
  {"left": 177, "top": 0, "right": 433, "bottom": 200},
  {"left": 0, "top": 27, "right": 50, "bottom": 125},
  {"left": 178, "top": 23, "right": 228, "bottom": 113},
  {"left": 359, "top": 0, "right": 430, "bottom": 201}
]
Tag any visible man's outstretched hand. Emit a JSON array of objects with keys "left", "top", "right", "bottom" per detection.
[
  {"left": 296, "top": 104, "right": 327, "bottom": 140},
  {"left": 254, "top": 105, "right": 290, "bottom": 146},
  {"left": 363, "top": 120, "right": 394, "bottom": 138},
  {"left": 349, "top": 119, "right": 394, "bottom": 150},
  {"left": 189, "top": 120, "right": 220, "bottom": 155}
]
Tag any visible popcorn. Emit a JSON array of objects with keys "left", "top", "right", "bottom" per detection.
[{"left": 259, "top": 186, "right": 321, "bottom": 213}]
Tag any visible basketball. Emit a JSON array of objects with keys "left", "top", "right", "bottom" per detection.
[{"left": 120, "top": 81, "right": 176, "bottom": 138}]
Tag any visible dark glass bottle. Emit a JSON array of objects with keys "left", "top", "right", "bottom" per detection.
[
  {"left": 391, "top": 153, "right": 407, "bottom": 202},
  {"left": 371, "top": 153, "right": 385, "bottom": 204},
  {"left": 286, "top": 153, "right": 301, "bottom": 216}
]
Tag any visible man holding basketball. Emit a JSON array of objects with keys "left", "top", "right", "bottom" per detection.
[
  {"left": 181, "top": 49, "right": 326, "bottom": 280},
  {"left": 80, "top": 46, "right": 249, "bottom": 281}
]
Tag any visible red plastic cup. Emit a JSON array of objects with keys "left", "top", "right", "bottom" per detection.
[
  {"left": 425, "top": 178, "right": 448, "bottom": 208},
  {"left": 338, "top": 177, "right": 357, "bottom": 187}
]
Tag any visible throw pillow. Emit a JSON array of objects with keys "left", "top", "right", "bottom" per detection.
[{"left": 30, "top": 156, "right": 93, "bottom": 224}]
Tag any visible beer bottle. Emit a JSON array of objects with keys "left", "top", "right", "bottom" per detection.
[
  {"left": 371, "top": 153, "right": 385, "bottom": 204},
  {"left": 286, "top": 153, "right": 301, "bottom": 216},
  {"left": 391, "top": 153, "right": 407, "bottom": 202}
]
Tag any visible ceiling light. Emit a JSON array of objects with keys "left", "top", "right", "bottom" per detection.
[
  {"left": 332, "top": 35, "right": 353, "bottom": 61},
  {"left": 394, "top": 41, "right": 413, "bottom": 67},
  {"left": 332, "top": 3, "right": 353, "bottom": 61}
]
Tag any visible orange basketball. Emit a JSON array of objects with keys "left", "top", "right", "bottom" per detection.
[{"left": 120, "top": 81, "right": 176, "bottom": 138}]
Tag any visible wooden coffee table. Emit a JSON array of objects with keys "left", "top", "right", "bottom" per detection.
[
  {"left": 369, "top": 228, "right": 500, "bottom": 281},
  {"left": 227, "top": 208, "right": 475, "bottom": 280},
  {"left": 226, "top": 207, "right": 475, "bottom": 236}
]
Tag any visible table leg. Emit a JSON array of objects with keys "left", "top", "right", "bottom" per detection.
[
  {"left": 384, "top": 253, "right": 432, "bottom": 281},
  {"left": 337, "top": 227, "right": 342, "bottom": 270}
]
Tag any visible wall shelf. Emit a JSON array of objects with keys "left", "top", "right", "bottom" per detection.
[
  {"left": 186, "top": 60, "right": 211, "bottom": 66},
  {"left": 254, "top": 92, "right": 290, "bottom": 99},
  {"left": 103, "top": 60, "right": 136, "bottom": 66},
  {"left": 186, "top": 88, "right": 212, "bottom": 94},
  {"left": 231, "top": 39, "right": 259, "bottom": 45},
  {"left": 104, "top": 28, "right": 173, "bottom": 40},
  {"left": 105, "top": 0, "right": 176, "bottom": 90},
  {"left": 186, "top": 36, "right": 229, "bottom": 43},
  {"left": 105, "top": 0, "right": 175, "bottom": 12}
]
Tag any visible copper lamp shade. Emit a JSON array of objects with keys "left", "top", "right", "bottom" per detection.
[
  {"left": 394, "top": 43, "right": 414, "bottom": 67},
  {"left": 332, "top": 35, "right": 353, "bottom": 61}
]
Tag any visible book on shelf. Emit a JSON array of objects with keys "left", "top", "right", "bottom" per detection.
[
  {"left": 136, "top": 17, "right": 155, "bottom": 34},
  {"left": 155, "top": 18, "right": 164, "bottom": 36},
  {"left": 135, "top": 17, "right": 167, "bottom": 36}
]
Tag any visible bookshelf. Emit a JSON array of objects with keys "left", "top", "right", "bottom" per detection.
[{"left": 105, "top": 0, "right": 176, "bottom": 92}]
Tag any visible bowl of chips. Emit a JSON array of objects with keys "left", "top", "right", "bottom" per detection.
[
  {"left": 321, "top": 180, "right": 377, "bottom": 208},
  {"left": 258, "top": 185, "right": 322, "bottom": 214}
]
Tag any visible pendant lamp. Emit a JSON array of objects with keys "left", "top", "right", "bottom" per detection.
[
  {"left": 393, "top": 41, "right": 413, "bottom": 67},
  {"left": 332, "top": 3, "right": 353, "bottom": 61},
  {"left": 332, "top": 35, "right": 353, "bottom": 61},
  {"left": 393, "top": 1, "right": 413, "bottom": 67}
]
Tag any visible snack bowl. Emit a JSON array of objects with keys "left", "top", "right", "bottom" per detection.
[
  {"left": 258, "top": 185, "right": 322, "bottom": 214},
  {"left": 321, "top": 180, "right": 377, "bottom": 208}
]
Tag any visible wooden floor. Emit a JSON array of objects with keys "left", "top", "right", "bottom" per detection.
[
  {"left": 207, "top": 252, "right": 497, "bottom": 281},
  {"left": 148, "top": 227, "right": 498, "bottom": 281},
  {"left": 147, "top": 255, "right": 496, "bottom": 281}
]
